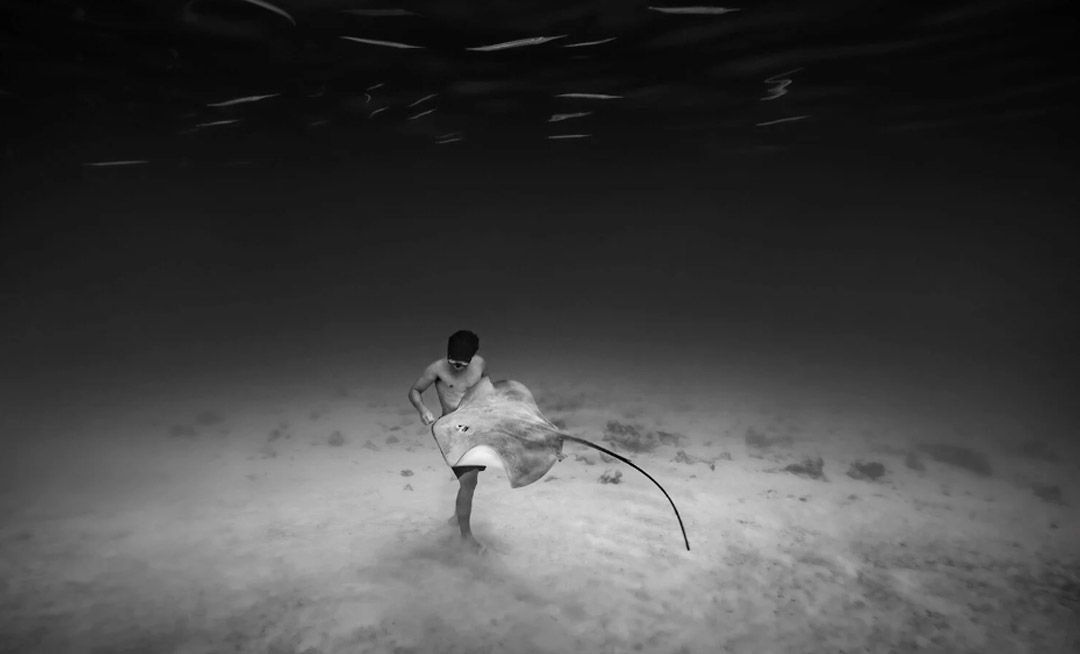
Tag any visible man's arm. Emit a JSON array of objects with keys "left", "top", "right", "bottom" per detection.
[{"left": 408, "top": 363, "right": 439, "bottom": 425}]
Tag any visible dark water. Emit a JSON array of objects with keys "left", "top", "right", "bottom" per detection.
[{"left": 1, "top": 0, "right": 1077, "bottom": 450}]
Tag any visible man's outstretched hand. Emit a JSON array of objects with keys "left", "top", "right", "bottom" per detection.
[{"left": 420, "top": 410, "right": 436, "bottom": 426}]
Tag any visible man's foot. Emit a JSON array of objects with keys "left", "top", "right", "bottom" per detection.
[{"left": 461, "top": 534, "right": 487, "bottom": 554}]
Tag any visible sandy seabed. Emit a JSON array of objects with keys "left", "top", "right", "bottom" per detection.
[{"left": 1, "top": 374, "right": 1078, "bottom": 654}]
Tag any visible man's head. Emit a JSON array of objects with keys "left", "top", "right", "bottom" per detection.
[{"left": 447, "top": 330, "right": 479, "bottom": 370}]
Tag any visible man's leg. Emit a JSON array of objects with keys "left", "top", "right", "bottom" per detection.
[{"left": 451, "top": 466, "right": 485, "bottom": 551}]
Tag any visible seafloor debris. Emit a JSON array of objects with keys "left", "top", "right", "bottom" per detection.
[
  {"left": 847, "top": 460, "right": 886, "bottom": 481},
  {"left": 268, "top": 422, "right": 291, "bottom": 441},
  {"left": 784, "top": 457, "right": 826, "bottom": 480},
  {"left": 917, "top": 443, "right": 992, "bottom": 476},
  {"left": 1018, "top": 439, "right": 1058, "bottom": 461},
  {"left": 672, "top": 449, "right": 723, "bottom": 470},
  {"left": 169, "top": 424, "right": 199, "bottom": 438},
  {"left": 1032, "top": 483, "right": 1063, "bottom": 504},
  {"left": 744, "top": 427, "right": 792, "bottom": 449},
  {"left": 599, "top": 469, "right": 623, "bottom": 484},
  {"left": 602, "top": 421, "right": 684, "bottom": 453}
]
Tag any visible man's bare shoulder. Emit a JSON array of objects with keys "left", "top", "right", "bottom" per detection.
[
  {"left": 410, "top": 360, "right": 442, "bottom": 393},
  {"left": 427, "top": 359, "right": 452, "bottom": 378}
]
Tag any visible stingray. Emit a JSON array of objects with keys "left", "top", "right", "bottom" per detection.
[{"left": 431, "top": 378, "right": 690, "bottom": 551}]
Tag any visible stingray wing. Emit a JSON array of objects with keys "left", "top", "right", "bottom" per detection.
[{"left": 431, "top": 379, "right": 565, "bottom": 488}]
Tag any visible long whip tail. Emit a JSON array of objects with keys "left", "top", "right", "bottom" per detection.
[{"left": 561, "top": 435, "right": 690, "bottom": 551}]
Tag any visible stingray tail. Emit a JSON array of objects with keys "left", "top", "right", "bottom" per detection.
[{"left": 561, "top": 435, "right": 690, "bottom": 551}]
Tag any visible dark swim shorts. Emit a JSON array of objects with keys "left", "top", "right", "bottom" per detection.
[{"left": 453, "top": 465, "right": 486, "bottom": 478}]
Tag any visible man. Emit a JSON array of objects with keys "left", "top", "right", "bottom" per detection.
[{"left": 408, "top": 329, "right": 489, "bottom": 552}]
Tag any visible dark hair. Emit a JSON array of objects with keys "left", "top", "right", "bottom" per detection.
[{"left": 447, "top": 330, "right": 480, "bottom": 361}]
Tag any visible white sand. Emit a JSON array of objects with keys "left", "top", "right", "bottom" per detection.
[{"left": 1, "top": 374, "right": 1078, "bottom": 653}]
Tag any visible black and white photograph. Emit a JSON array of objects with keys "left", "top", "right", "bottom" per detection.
[{"left": 1, "top": 1, "right": 1078, "bottom": 652}]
